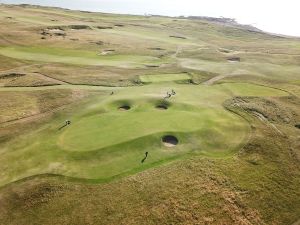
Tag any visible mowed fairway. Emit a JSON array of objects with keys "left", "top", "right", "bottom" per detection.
[
  {"left": 139, "top": 73, "right": 191, "bottom": 83},
  {"left": 0, "top": 46, "right": 166, "bottom": 68},
  {"left": 0, "top": 82, "right": 288, "bottom": 186}
]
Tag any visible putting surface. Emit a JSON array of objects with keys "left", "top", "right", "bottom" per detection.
[
  {"left": 59, "top": 106, "right": 246, "bottom": 152},
  {"left": 0, "top": 82, "right": 289, "bottom": 186}
]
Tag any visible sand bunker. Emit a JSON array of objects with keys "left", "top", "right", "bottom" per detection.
[
  {"left": 119, "top": 105, "right": 131, "bottom": 111},
  {"left": 162, "top": 135, "right": 178, "bottom": 147}
]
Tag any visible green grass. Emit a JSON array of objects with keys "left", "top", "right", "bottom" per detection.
[
  {"left": 0, "top": 4, "right": 300, "bottom": 224},
  {"left": 139, "top": 73, "right": 191, "bottom": 83},
  {"left": 0, "top": 46, "right": 167, "bottom": 68},
  {"left": 0, "top": 82, "right": 289, "bottom": 186}
]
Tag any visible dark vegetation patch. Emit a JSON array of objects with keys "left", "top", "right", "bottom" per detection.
[
  {"left": 219, "top": 48, "right": 232, "bottom": 53},
  {"left": 295, "top": 124, "right": 300, "bottom": 129},
  {"left": 119, "top": 105, "right": 131, "bottom": 111},
  {"left": 49, "top": 32, "right": 65, "bottom": 37},
  {"left": 158, "top": 54, "right": 166, "bottom": 58},
  {"left": 156, "top": 105, "right": 168, "bottom": 110},
  {"left": 169, "top": 35, "right": 187, "bottom": 39},
  {"left": 114, "top": 24, "right": 125, "bottom": 27},
  {"left": 46, "top": 26, "right": 64, "bottom": 31},
  {"left": 148, "top": 47, "right": 166, "bottom": 51},
  {"left": 0, "top": 73, "right": 26, "bottom": 79},
  {"left": 97, "top": 26, "right": 113, "bottom": 29},
  {"left": 227, "top": 57, "right": 240, "bottom": 62},
  {"left": 155, "top": 101, "right": 169, "bottom": 110},
  {"left": 41, "top": 27, "right": 66, "bottom": 37},
  {"left": 145, "top": 65, "right": 160, "bottom": 68},
  {"left": 89, "top": 40, "right": 103, "bottom": 45},
  {"left": 162, "top": 135, "right": 179, "bottom": 147},
  {"left": 68, "top": 25, "right": 91, "bottom": 30}
]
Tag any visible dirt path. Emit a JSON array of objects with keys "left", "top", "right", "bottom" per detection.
[
  {"left": 33, "top": 72, "right": 69, "bottom": 85},
  {"left": 171, "top": 46, "right": 183, "bottom": 59},
  {"left": 252, "top": 111, "right": 284, "bottom": 136},
  {"left": 203, "top": 75, "right": 228, "bottom": 85}
]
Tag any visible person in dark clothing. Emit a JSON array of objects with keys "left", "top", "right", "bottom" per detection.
[{"left": 141, "top": 152, "right": 149, "bottom": 163}]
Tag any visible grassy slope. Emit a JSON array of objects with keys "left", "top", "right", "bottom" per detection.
[
  {"left": 0, "top": 4, "right": 299, "bottom": 225},
  {"left": 4, "top": 82, "right": 285, "bottom": 185}
]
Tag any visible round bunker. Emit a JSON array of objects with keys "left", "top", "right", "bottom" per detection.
[
  {"left": 119, "top": 105, "right": 131, "bottom": 111},
  {"left": 162, "top": 135, "right": 179, "bottom": 147}
]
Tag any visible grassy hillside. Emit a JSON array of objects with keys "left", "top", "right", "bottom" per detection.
[{"left": 0, "top": 4, "right": 299, "bottom": 225}]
